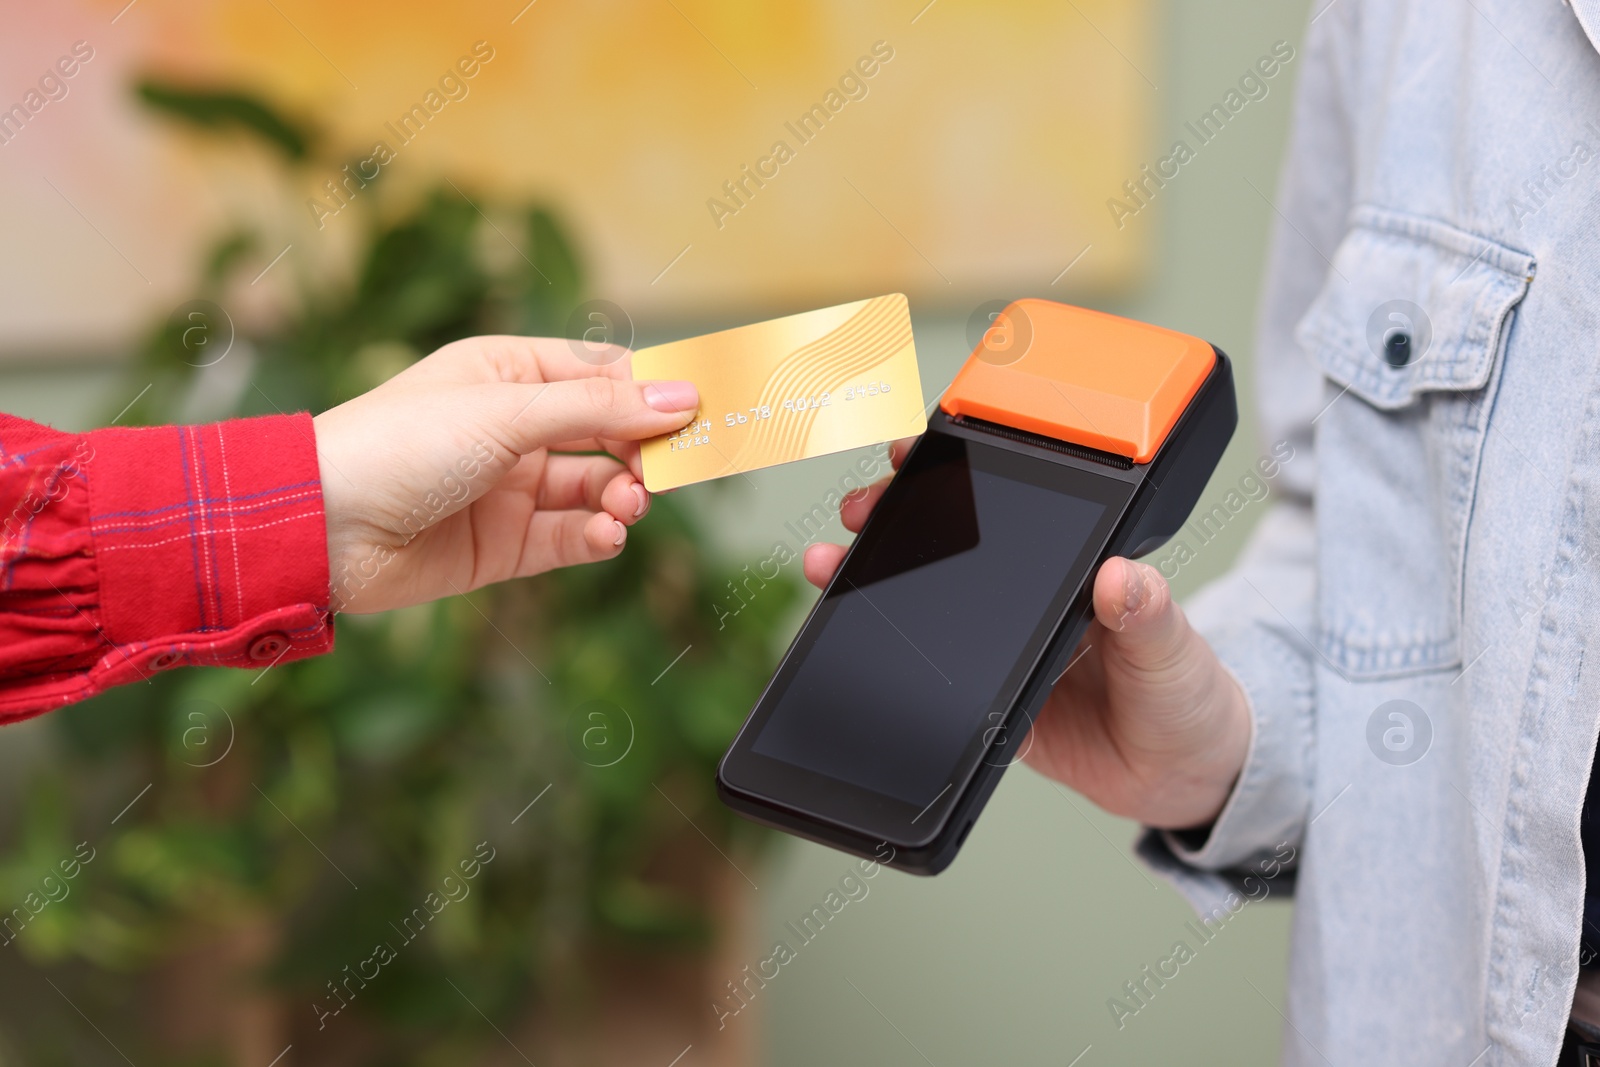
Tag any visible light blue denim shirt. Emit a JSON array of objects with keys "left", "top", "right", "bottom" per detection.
[{"left": 1137, "top": 1, "right": 1600, "bottom": 1063}]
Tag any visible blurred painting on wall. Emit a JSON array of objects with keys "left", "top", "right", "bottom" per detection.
[{"left": 0, "top": 0, "right": 1153, "bottom": 353}]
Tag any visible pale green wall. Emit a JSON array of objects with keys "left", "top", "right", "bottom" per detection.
[{"left": 0, "top": 0, "right": 1312, "bottom": 1060}]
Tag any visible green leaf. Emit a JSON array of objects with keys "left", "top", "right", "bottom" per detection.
[
  {"left": 202, "top": 229, "right": 259, "bottom": 286},
  {"left": 134, "top": 79, "right": 313, "bottom": 160},
  {"left": 595, "top": 878, "right": 711, "bottom": 945}
]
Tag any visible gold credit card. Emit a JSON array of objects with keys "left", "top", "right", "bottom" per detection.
[{"left": 635, "top": 294, "right": 926, "bottom": 491}]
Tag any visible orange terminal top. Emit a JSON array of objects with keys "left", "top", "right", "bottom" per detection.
[{"left": 940, "top": 300, "right": 1216, "bottom": 464}]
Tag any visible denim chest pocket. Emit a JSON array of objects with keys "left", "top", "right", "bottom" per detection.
[{"left": 1296, "top": 206, "right": 1534, "bottom": 678}]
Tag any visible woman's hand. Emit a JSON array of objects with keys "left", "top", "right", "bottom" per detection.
[
  {"left": 803, "top": 439, "right": 1252, "bottom": 832},
  {"left": 313, "top": 335, "right": 698, "bottom": 614}
]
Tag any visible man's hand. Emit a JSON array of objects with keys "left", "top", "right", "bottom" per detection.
[
  {"left": 313, "top": 336, "right": 699, "bottom": 614},
  {"left": 803, "top": 439, "right": 1252, "bottom": 832}
]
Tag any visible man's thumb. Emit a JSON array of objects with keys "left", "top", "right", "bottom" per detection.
[{"left": 1092, "top": 558, "right": 1190, "bottom": 671}]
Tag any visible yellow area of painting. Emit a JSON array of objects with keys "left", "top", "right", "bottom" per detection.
[{"left": 84, "top": 0, "right": 1152, "bottom": 312}]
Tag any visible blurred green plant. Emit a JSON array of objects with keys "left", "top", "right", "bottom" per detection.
[{"left": 1, "top": 79, "right": 795, "bottom": 1064}]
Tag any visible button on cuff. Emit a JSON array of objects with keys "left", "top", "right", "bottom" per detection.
[{"left": 247, "top": 633, "right": 290, "bottom": 662}]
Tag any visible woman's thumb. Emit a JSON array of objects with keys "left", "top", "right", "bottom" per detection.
[{"left": 490, "top": 377, "right": 700, "bottom": 454}]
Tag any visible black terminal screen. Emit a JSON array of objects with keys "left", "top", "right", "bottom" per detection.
[{"left": 741, "top": 430, "right": 1130, "bottom": 816}]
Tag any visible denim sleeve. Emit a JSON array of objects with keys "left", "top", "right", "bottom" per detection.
[
  {"left": 1136, "top": 8, "right": 1356, "bottom": 908},
  {"left": 1137, "top": 505, "right": 1316, "bottom": 903}
]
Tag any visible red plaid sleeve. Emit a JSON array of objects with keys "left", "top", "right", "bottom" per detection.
[{"left": 0, "top": 411, "right": 335, "bottom": 722}]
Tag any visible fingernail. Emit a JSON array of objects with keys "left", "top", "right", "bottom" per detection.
[
  {"left": 613, "top": 521, "right": 627, "bottom": 547},
  {"left": 631, "top": 483, "right": 648, "bottom": 518},
  {"left": 643, "top": 380, "right": 699, "bottom": 412}
]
